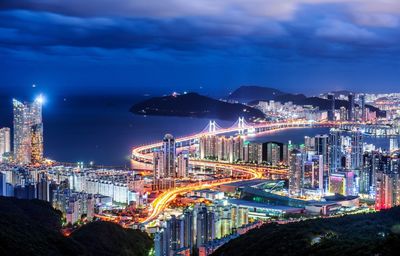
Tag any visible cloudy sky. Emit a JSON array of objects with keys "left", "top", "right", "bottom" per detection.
[{"left": 0, "top": 0, "right": 399, "bottom": 96}]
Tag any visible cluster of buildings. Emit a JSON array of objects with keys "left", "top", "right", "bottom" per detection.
[
  {"left": 255, "top": 100, "right": 327, "bottom": 121},
  {"left": 155, "top": 201, "right": 251, "bottom": 256},
  {"left": 324, "top": 93, "right": 377, "bottom": 122},
  {"left": 284, "top": 127, "right": 400, "bottom": 212},
  {"left": 0, "top": 165, "right": 150, "bottom": 224},
  {"left": 152, "top": 134, "right": 189, "bottom": 189},
  {"left": 198, "top": 134, "right": 290, "bottom": 165},
  {"left": 0, "top": 96, "right": 45, "bottom": 165},
  {"left": 255, "top": 93, "right": 379, "bottom": 123}
]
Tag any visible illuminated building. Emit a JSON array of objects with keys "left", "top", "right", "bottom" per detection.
[
  {"left": 155, "top": 204, "right": 220, "bottom": 256},
  {"left": 375, "top": 172, "right": 394, "bottom": 210},
  {"left": 37, "top": 173, "right": 50, "bottom": 202},
  {"left": 153, "top": 150, "right": 164, "bottom": 179},
  {"left": 217, "top": 136, "right": 229, "bottom": 161},
  {"left": 348, "top": 93, "right": 355, "bottom": 121},
  {"left": 340, "top": 106, "right": 347, "bottom": 121},
  {"left": 327, "top": 94, "right": 335, "bottom": 121},
  {"left": 199, "top": 134, "right": 218, "bottom": 160},
  {"left": 350, "top": 129, "right": 363, "bottom": 170},
  {"left": 195, "top": 205, "right": 215, "bottom": 248},
  {"left": 13, "top": 97, "right": 44, "bottom": 165},
  {"left": 0, "top": 172, "right": 6, "bottom": 196},
  {"left": 265, "top": 142, "right": 284, "bottom": 165},
  {"left": 243, "top": 141, "right": 262, "bottom": 164},
  {"left": 288, "top": 149, "right": 303, "bottom": 197},
  {"left": 0, "top": 127, "right": 11, "bottom": 162},
  {"left": 177, "top": 150, "right": 189, "bottom": 178},
  {"left": 360, "top": 94, "right": 366, "bottom": 122},
  {"left": 163, "top": 134, "right": 176, "bottom": 178},
  {"left": 360, "top": 151, "right": 384, "bottom": 194},
  {"left": 227, "top": 136, "right": 244, "bottom": 163},
  {"left": 328, "top": 171, "right": 354, "bottom": 196},
  {"left": 329, "top": 129, "right": 344, "bottom": 173},
  {"left": 390, "top": 137, "right": 399, "bottom": 152},
  {"left": 303, "top": 154, "right": 324, "bottom": 193}
]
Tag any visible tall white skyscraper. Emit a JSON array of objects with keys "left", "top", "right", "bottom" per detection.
[
  {"left": 162, "top": 134, "right": 176, "bottom": 178},
  {"left": 13, "top": 96, "right": 44, "bottom": 165},
  {"left": 0, "top": 127, "right": 11, "bottom": 162}
]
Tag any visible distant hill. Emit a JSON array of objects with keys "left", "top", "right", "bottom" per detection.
[
  {"left": 228, "top": 86, "right": 285, "bottom": 102},
  {"left": 213, "top": 207, "right": 400, "bottom": 256},
  {"left": 131, "top": 92, "right": 266, "bottom": 121},
  {"left": 0, "top": 197, "right": 152, "bottom": 256}
]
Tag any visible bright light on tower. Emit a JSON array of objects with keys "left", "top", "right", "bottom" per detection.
[{"left": 35, "top": 94, "right": 45, "bottom": 105}]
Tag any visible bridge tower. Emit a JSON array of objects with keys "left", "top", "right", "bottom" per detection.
[
  {"left": 209, "top": 120, "right": 217, "bottom": 133},
  {"left": 238, "top": 117, "right": 245, "bottom": 135}
]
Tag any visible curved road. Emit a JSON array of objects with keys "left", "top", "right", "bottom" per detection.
[
  {"left": 136, "top": 120, "right": 338, "bottom": 225},
  {"left": 142, "top": 162, "right": 263, "bottom": 224}
]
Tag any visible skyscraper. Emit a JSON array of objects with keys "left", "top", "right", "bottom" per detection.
[
  {"left": 327, "top": 94, "right": 335, "bottom": 121},
  {"left": 162, "top": 134, "right": 176, "bottom": 178},
  {"left": 153, "top": 149, "right": 164, "bottom": 179},
  {"left": 350, "top": 129, "right": 363, "bottom": 170},
  {"left": 329, "top": 129, "right": 344, "bottom": 173},
  {"left": 177, "top": 151, "right": 189, "bottom": 178},
  {"left": 13, "top": 97, "right": 44, "bottom": 165},
  {"left": 375, "top": 172, "right": 394, "bottom": 210},
  {"left": 288, "top": 149, "right": 303, "bottom": 197},
  {"left": 347, "top": 94, "right": 355, "bottom": 121},
  {"left": 360, "top": 94, "right": 366, "bottom": 122},
  {"left": 0, "top": 127, "right": 11, "bottom": 162}
]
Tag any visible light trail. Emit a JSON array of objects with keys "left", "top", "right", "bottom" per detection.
[
  {"left": 135, "top": 120, "right": 341, "bottom": 224},
  {"left": 141, "top": 162, "right": 263, "bottom": 224}
]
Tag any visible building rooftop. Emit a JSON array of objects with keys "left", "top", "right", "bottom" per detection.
[
  {"left": 228, "top": 199, "right": 303, "bottom": 212},
  {"left": 220, "top": 179, "right": 269, "bottom": 188}
]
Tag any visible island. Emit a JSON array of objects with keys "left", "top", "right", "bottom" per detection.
[{"left": 130, "top": 92, "right": 266, "bottom": 121}]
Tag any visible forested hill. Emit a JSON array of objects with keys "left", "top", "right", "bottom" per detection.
[
  {"left": 0, "top": 196, "right": 152, "bottom": 256},
  {"left": 213, "top": 207, "right": 400, "bottom": 256}
]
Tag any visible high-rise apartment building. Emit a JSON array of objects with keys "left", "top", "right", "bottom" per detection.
[
  {"left": 360, "top": 94, "right": 366, "bottom": 122},
  {"left": 350, "top": 130, "right": 363, "bottom": 170},
  {"left": 329, "top": 129, "right": 344, "bottom": 173},
  {"left": 13, "top": 97, "right": 44, "bottom": 165},
  {"left": 327, "top": 94, "right": 335, "bottom": 121},
  {"left": 348, "top": 94, "right": 355, "bottom": 121},
  {"left": 177, "top": 151, "right": 189, "bottom": 178},
  {"left": 288, "top": 149, "right": 303, "bottom": 197},
  {"left": 0, "top": 127, "right": 11, "bottom": 162},
  {"left": 162, "top": 134, "right": 176, "bottom": 178}
]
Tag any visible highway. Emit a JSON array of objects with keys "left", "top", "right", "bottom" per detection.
[
  {"left": 135, "top": 120, "right": 339, "bottom": 225},
  {"left": 141, "top": 162, "right": 263, "bottom": 224}
]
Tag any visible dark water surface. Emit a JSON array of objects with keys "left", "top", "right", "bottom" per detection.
[{"left": 0, "top": 95, "right": 393, "bottom": 166}]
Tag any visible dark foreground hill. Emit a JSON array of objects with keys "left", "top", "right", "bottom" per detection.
[
  {"left": 0, "top": 197, "right": 152, "bottom": 256},
  {"left": 131, "top": 92, "right": 265, "bottom": 121},
  {"left": 213, "top": 207, "right": 400, "bottom": 256}
]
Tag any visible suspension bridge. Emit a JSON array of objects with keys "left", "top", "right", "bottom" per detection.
[{"left": 131, "top": 118, "right": 337, "bottom": 162}]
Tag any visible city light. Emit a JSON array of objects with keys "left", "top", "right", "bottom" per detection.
[{"left": 35, "top": 94, "right": 45, "bottom": 105}]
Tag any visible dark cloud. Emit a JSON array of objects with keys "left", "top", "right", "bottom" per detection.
[{"left": 0, "top": 0, "right": 399, "bottom": 95}]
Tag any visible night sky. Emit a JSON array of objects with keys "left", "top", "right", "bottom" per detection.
[{"left": 1, "top": 0, "right": 399, "bottom": 97}]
